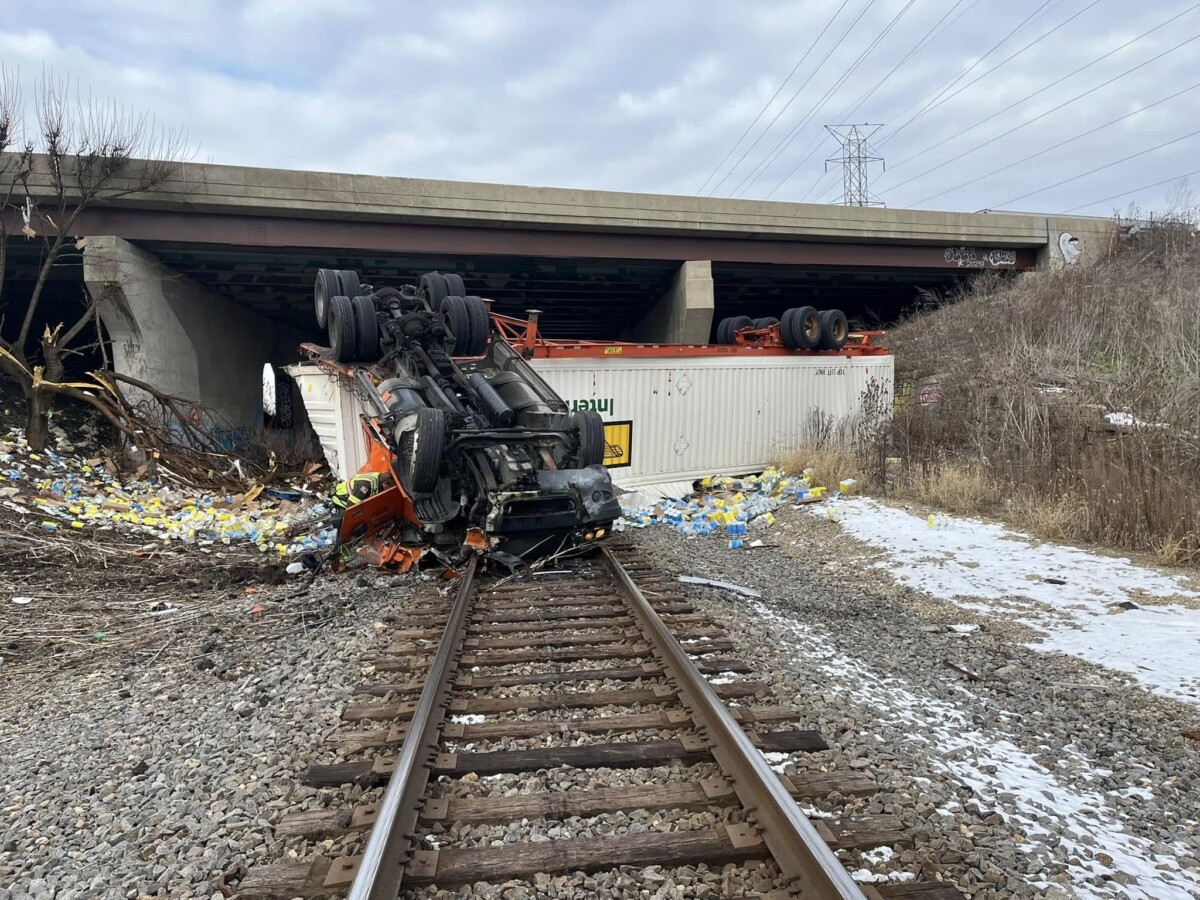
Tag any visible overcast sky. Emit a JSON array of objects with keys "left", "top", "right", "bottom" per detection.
[{"left": 1, "top": 0, "right": 1197, "bottom": 216}]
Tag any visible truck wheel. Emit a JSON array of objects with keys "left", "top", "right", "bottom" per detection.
[
  {"left": 336, "top": 270, "right": 363, "bottom": 301},
  {"left": 328, "top": 295, "right": 357, "bottom": 362},
  {"left": 351, "top": 295, "right": 379, "bottom": 361},
  {"left": 420, "top": 272, "right": 448, "bottom": 308},
  {"left": 396, "top": 407, "right": 445, "bottom": 494},
  {"left": 440, "top": 296, "right": 470, "bottom": 355},
  {"left": 782, "top": 306, "right": 821, "bottom": 349},
  {"left": 570, "top": 410, "right": 605, "bottom": 468},
  {"left": 442, "top": 273, "right": 466, "bottom": 296},
  {"left": 818, "top": 308, "right": 849, "bottom": 350},
  {"left": 463, "top": 296, "right": 490, "bottom": 356},
  {"left": 728, "top": 315, "right": 753, "bottom": 340},
  {"left": 714, "top": 318, "right": 731, "bottom": 344},
  {"left": 752, "top": 316, "right": 779, "bottom": 330},
  {"left": 314, "top": 269, "right": 340, "bottom": 328}
]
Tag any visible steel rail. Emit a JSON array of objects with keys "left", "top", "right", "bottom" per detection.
[
  {"left": 348, "top": 554, "right": 479, "bottom": 900},
  {"left": 601, "top": 546, "right": 866, "bottom": 899}
]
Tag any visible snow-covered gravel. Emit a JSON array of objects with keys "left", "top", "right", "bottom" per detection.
[
  {"left": 817, "top": 496, "right": 1200, "bottom": 705},
  {"left": 636, "top": 501, "right": 1200, "bottom": 899}
]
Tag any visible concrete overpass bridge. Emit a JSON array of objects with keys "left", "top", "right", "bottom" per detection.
[{"left": 4, "top": 159, "right": 1114, "bottom": 426}]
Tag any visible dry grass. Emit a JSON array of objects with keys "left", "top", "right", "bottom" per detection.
[
  {"left": 778, "top": 445, "right": 871, "bottom": 493},
  {"left": 893, "top": 461, "right": 1002, "bottom": 516},
  {"left": 774, "top": 222, "right": 1200, "bottom": 563},
  {"left": 880, "top": 220, "right": 1200, "bottom": 563}
]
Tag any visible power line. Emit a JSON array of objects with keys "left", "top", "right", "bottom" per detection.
[
  {"left": 879, "top": 0, "right": 1103, "bottom": 150},
  {"left": 706, "top": 0, "right": 874, "bottom": 196},
  {"left": 779, "top": 0, "right": 983, "bottom": 202},
  {"left": 880, "top": 3, "right": 1200, "bottom": 178},
  {"left": 989, "top": 126, "right": 1200, "bottom": 209},
  {"left": 695, "top": 0, "right": 854, "bottom": 195},
  {"left": 909, "top": 80, "right": 1200, "bottom": 206},
  {"left": 729, "top": 0, "right": 916, "bottom": 198},
  {"left": 1062, "top": 168, "right": 1200, "bottom": 213},
  {"left": 876, "top": 0, "right": 1061, "bottom": 148},
  {"left": 883, "top": 30, "right": 1200, "bottom": 198}
]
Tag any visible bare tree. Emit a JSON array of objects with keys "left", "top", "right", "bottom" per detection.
[
  {"left": 0, "top": 68, "right": 188, "bottom": 450},
  {"left": 1165, "top": 177, "right": 1198, "bottom": 226}
]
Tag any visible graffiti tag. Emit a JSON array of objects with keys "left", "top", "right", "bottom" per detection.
[{"left": 943, "top": 247, "right": 1018, "bottom": 269}]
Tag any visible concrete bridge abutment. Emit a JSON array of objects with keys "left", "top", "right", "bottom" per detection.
[
  {"left": 630, "top": 260, "right": 714, "bottom": 343},
  {"left": 81, "top": 235, "right": 306, "bottom": 436}
]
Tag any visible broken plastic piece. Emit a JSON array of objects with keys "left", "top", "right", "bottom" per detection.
[{"left": 678, "top": 575, "right": 761, "bottom": 598}]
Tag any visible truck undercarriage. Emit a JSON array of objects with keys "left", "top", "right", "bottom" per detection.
[{"left": 304, "top": 269, "right": 621, "bottom": 573}]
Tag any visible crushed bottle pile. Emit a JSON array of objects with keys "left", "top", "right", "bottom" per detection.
[
  {"left": 618, "top": 467, "right": 833, "bottom": 548},
  {"left": 0, "top": 427, "right": 334, "bottom": 555}
]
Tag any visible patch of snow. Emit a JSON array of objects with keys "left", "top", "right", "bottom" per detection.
[
  {"left": 451, "top": 714, "right": 486, "bottom": 724},
  {"left": 851, "top": 868, "right": 916, "bottom": 884},
  {"left": 708, "top": 671, "right": 747, "bottom": 685},
  {"left": 798, "top": 804, "right": 835, "bottom": 819},
  {"left": 948, "top": 623, "right": 979, "bottom": 634},
  {"left": 809, "top": 497, "right": 1200, "bottom": 705},
  {"left": 759, "top": 750, "right": 791, "bottom": 773},
  {"left": 1105, "top": 412, "right": 1166, "bottom": 428},
  {"left": 756, "top": 601, "right": 1200, "bottom": 900},
  {"left": 862, "top": 845, "right": 896, "bottom": 865}
]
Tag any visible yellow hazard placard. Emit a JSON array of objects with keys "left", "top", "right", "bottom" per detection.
[
  {"left": 603, "top": 420, "right": 632, "bottom": 468},
  {"left": 604, "top": 346, "right": 623, "bottom": 355}
]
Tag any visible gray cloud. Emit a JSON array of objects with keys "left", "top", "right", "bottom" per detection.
[{"left": 1, "top": 0, "right": 1196, "bottom": 215}]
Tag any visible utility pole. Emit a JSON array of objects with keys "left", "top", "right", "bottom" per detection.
[{"left": 825, "top": 124, "right": 885, "bottom": 207}]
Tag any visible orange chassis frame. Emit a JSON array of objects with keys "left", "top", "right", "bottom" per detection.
[{"left": 302, "top": 347, "right": 487, "bottom": 575}]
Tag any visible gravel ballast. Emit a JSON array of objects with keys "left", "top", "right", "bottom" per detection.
[
  {"left": 0, "top": 572, "right": 430, "bottom": 900},
  {"left": 635, "top": 503, "right": 1200, "bottom": 899},
  {"left": 7, "top": 502, "right": 1200, "bottom": 899}
]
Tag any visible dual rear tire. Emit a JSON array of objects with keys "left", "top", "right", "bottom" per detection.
[
  {"left": 715, "top": 307, "right": 849, "bottom": 350},
  {"left": 319, "top": 268, "right": 381, "bottom": 363}
]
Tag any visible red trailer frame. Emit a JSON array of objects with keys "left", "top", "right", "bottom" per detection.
[{"left": 489, "top": 310, "right": 888, "bottom": 360}]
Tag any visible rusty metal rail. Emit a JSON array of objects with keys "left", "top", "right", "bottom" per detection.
[
  {"left": 347, "top": 554, "right": 478, "bottom": 900},
  {"left": 601, "top": 546, "right": 866, "bottom": 899}
]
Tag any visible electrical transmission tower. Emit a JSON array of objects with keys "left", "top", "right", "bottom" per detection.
[{"left": 825, "top": 124, "right": 885, "bottom": 206}]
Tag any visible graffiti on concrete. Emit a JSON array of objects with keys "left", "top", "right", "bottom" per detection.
[
  {"left": 943, "top": 247, "right": 1018, "bottom": 268},
  {"left": 1058, "top": 232, "right": 1081, "bottom": 266}
]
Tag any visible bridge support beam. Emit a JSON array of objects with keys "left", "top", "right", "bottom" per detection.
[
  {"left": 81, "top": 235, "right": 306, "bottom": 435},
  {"left": 631, "top": 260, "right": 714, "bottom": 344}
]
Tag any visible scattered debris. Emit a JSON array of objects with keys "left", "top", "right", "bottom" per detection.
[
  {"left": 1, "top": 426, "right": 333, "bottom": 555},
  {"left": 941, "top": 659, "right": 984, "bottom": 682},
  {"left": 678, "top": 575, "right": 762, "bottom": 598},
  {"left": 619, "top": 467, "right": 822, "bottom": 549}
]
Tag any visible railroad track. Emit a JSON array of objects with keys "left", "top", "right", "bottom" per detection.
[{"left": 240, "top": 544, "right": 964, "bottom": 899}]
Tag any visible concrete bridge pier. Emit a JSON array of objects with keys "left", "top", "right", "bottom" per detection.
[
  {"left": 81, "top": 235, "right": 306, "bottom": 437},
  {"left": 630, "top": 259, "right": 714, "bottom": 343}
]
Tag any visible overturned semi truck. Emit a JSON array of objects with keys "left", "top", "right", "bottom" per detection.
[{"left": 304, "top": 269, "right": 621, "bottom": 573}]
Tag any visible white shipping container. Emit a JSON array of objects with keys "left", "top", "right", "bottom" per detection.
[
  {"left": 531, "top": 354, "right": 893, "bottom": 488},
  {"left": 287, "top": 353, "right": 893, "bottom": 489}
]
